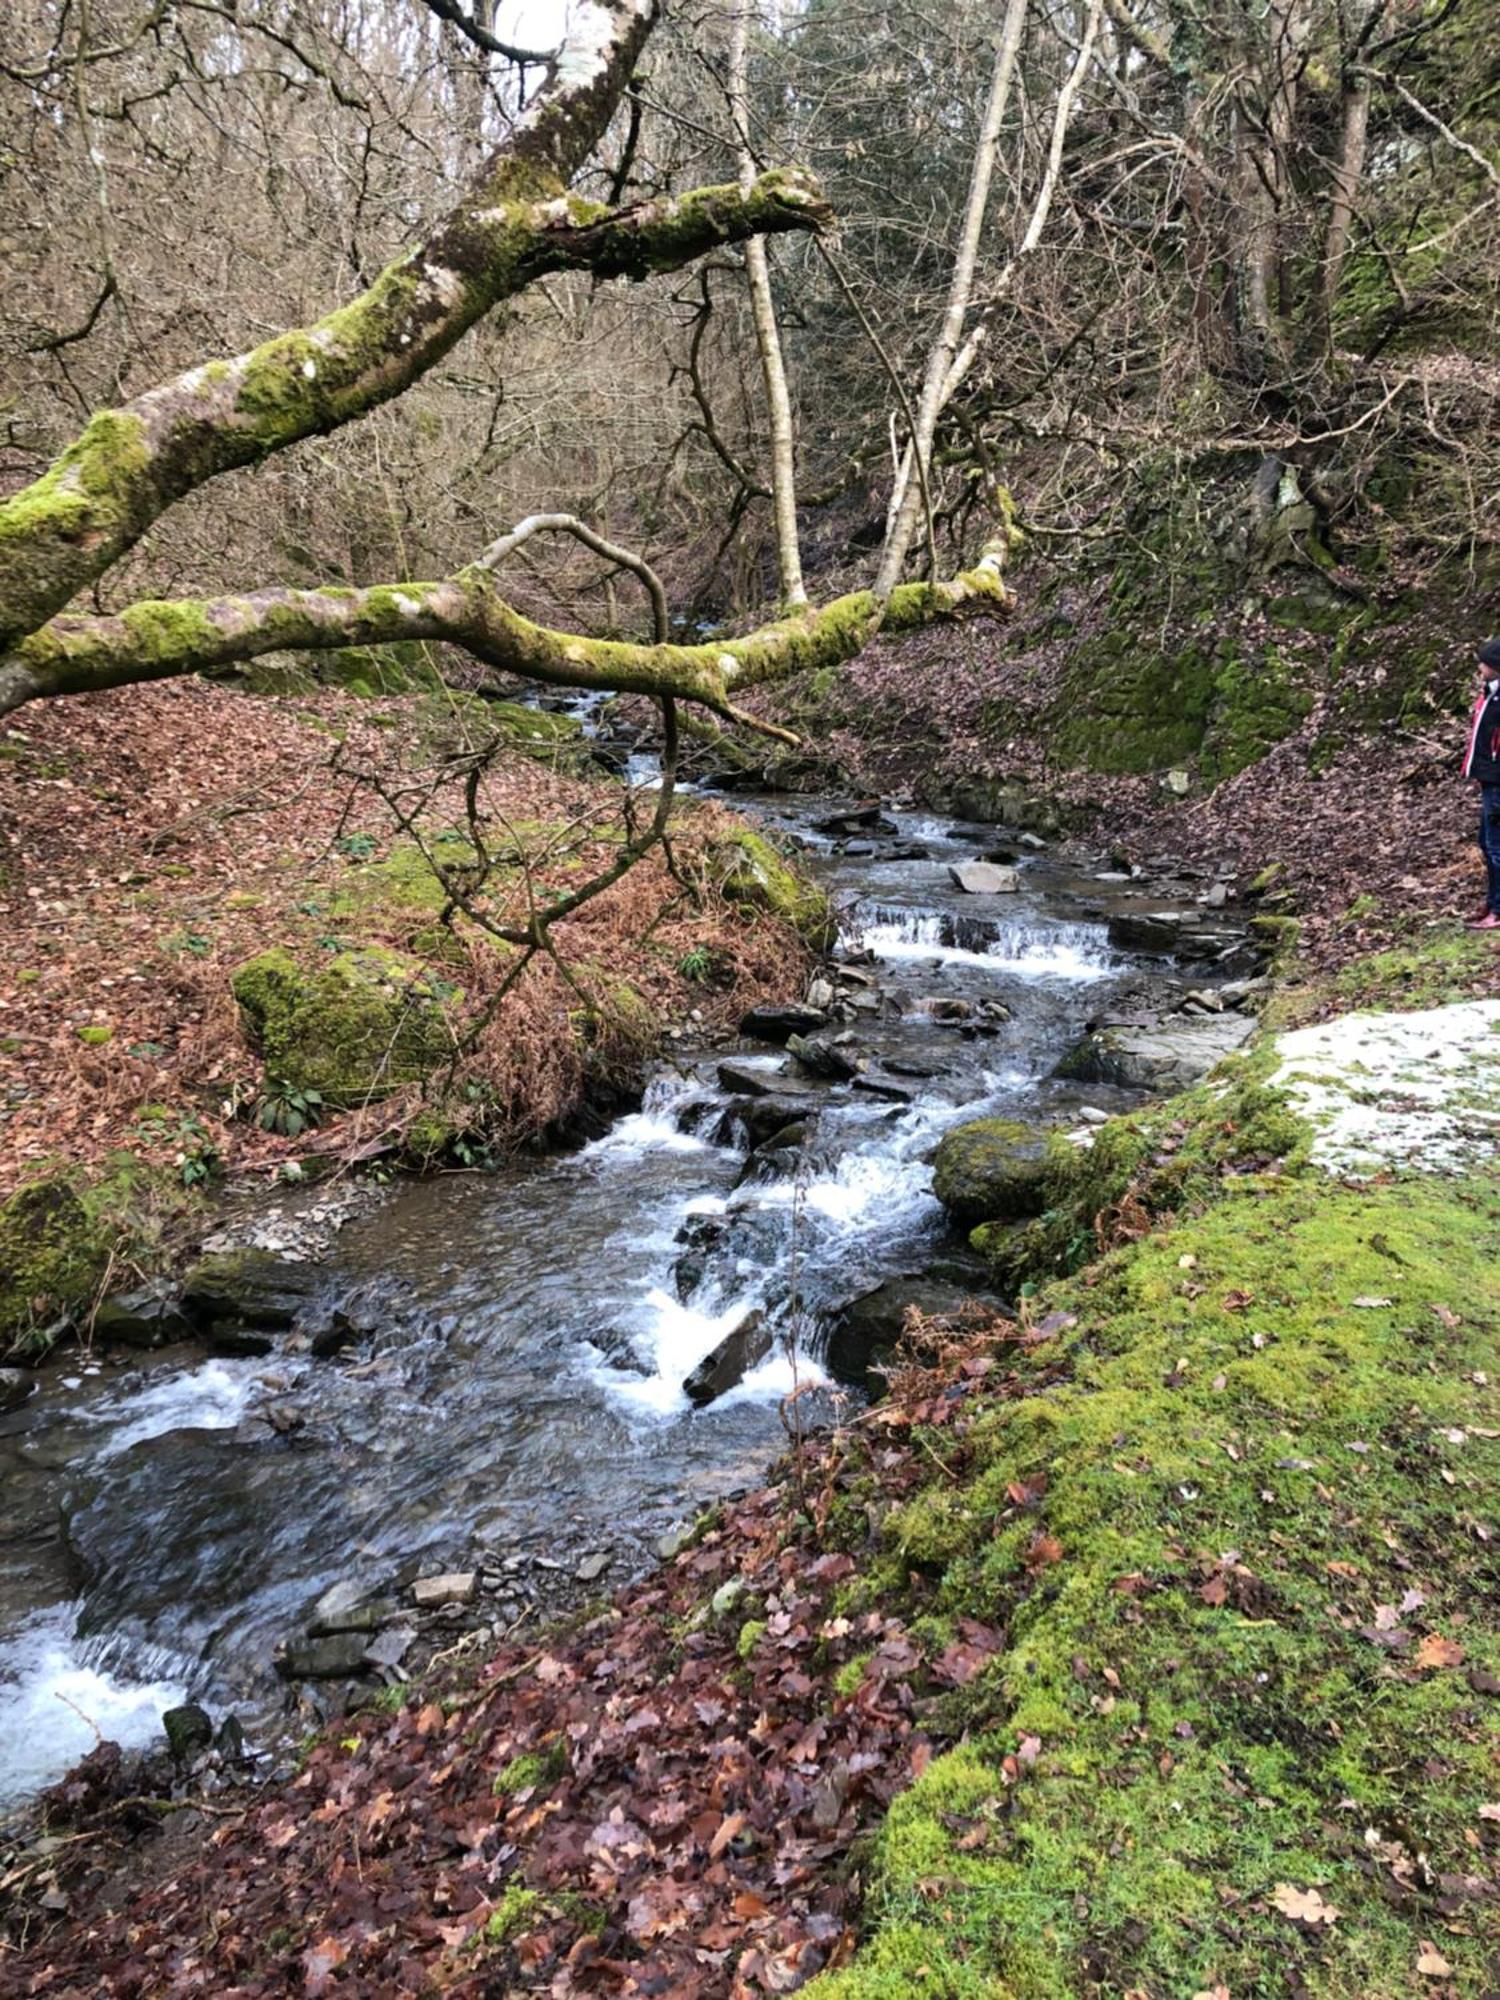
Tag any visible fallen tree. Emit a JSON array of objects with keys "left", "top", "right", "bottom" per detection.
[{"left": 0, "top": 0, "right": 1011, "bottom": 728}]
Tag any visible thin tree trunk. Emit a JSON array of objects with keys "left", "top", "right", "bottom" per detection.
[
  {"left": 1320, "top": 68, "right": 1370, "bottom": 342},
  {"left": 728, "top": 0, "right": 806, "bottom": 606},
  {"left": 873, "top": 0, "right": 1028, "bottom": 600}
]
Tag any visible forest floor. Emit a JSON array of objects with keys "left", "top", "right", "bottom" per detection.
[
  {"left": 3, "top": 661, "right": 1500, "bottom": 1997},
  {"left": 5, "top": 953, "right": 1498, "bottom": 2000}
]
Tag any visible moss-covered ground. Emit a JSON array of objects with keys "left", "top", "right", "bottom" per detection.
[{"left": 814, "top": 1159, "right": 1500, "bottom": 1997}]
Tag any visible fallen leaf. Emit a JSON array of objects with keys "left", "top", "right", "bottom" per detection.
[
  {"left": 1349, "top": 1295, "right": 1393, "bottom": 1309},
  {"left": 1415, "top": 1632, "right": 1465, "bottom": 1670},
  {"left": 1271, "top": 1882, "right": 1339, "bottom": 1926},
  {"left": 1416, "top": 1943, "right": 1453, "bottom": 1977}
]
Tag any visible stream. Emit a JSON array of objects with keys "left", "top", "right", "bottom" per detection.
[{"left": 0, "top": 788, "right": 1188, "bottom": 1811}]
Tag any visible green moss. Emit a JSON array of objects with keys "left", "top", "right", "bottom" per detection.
[
  {"left": 75, "top": 1023, "right": 113, "bottom": 1046},
  {"left": 931, "top": 1119, "right": 1055, "bottom": 1226},
  {"left": 492, "top": 1741, "right": 567, "bottom": 1798},
  {"left": 0, "top": 1164, "right": 183, "bottom": 1356},
  {"left": 713, "top": 827, "right": 836, "bottom": 949},
  {"left": 833, "top": 1650, "right": 873, "bottom": 1697},
  {"left": 232, "top": 944, "right": 461, "bottom": 1106},
  {"left": 736, "top": 1618, "right": 769, "bottom": 1661},
  {"left": 484, "top": 1886, "right": 544, "bottom": 1943}
]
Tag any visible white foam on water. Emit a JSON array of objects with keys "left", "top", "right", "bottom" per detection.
[
  {"left": 578, "top": 1073, "right": 715, "bottom": 1160},
  {"left": 0, "top": 1606, "right": 188, "bottom": 1809},
  {"left": 853, "top": 909, "right": 1113, "bottom": 980},
  {"left": 598, "top": 1289, "right": 769, "bottom": 1416},
  {"left": 88, "top": 1357, "right": 266, "bottom": 1461}
]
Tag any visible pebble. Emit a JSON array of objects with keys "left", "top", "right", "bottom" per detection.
[
  {"left": 575, "top": 1551, "right": 612, "bottom": 1584},
  {"left": 411, "top": 1571, "right": 477, "bottom": 1609}
]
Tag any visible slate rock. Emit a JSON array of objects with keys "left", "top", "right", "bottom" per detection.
[
  {"left": 738, "top": 1003, "right": 826, "bottom": 1045},
  {"left": 786, "top": 1033, "right": 862, "bottom": 1081},
  {"left": 91, "top": 1285, "right": 195, "bottom": 1350},
  {"left": 683, "top": 1311, "right": 773, "bottom": 1408},
  {"left": 949, "top": 861, "right": 1019, "bottom": 895},
  {"left": 162, "top": 1703, "right": 213, "bottom": 1763}
]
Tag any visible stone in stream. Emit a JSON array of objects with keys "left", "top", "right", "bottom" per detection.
[
  {"left": 737, "top": 1002, "right": 827, "bottom": 1045},
  {"left": 716, "top": 1061, "right": 787, "bottom": 1098},
  {"left": 91, "top": 1285, "right": 197, "bottom": 1350},
  {"left": 204, "top": 1320, "right": 276, "bottom": 1359},
  {"left": 932, "top": 1119, "right": 1056, "bottom": 1226},
  {"left": 181, "top": 1249, "right": 324, "bottom": 1330},
  {"left": 310, "top": 1580, "right": 397, "bottom": 1635},
  {"left": 813, "top": 805, "right": 897, "bottom": 837},
  {"left": 683, "top": 1311, "right": 773, "bottom": 1408},
  {"left": 716, "top": 1093, "right": 822, "bottom": 1149},
  {"left": 786, "top": 1033, "right": 863, "bottom": 1081},
  {"left": 0, "top": 1366, "right": 37, "bottom": 1413},
  {"left": 1055, "top": 1012, "right": 1255, "bottom": 1092},
  {"left": 734, "top": 1121, "right": 813, "bottom": 1187},
  {"left": 412, "top": 1571, "right": 477, "bottom": 1610},
  {"left": 161, "top": 1702, "right": 214, "bottom": 1763},
  {"left": 276, "top": 1630, "right": 372, "bottom": 1679},
  {"left": 673, "top": 1213, "right": 727, "bottom": 1299},
  {"left": 949, "top": 861, "right": 1019, "bottom": 895},
  {"left": 805, "top": 976, "right": 837, "bottom": 1010},
  {"left": 310, "top": 1308, "right": 373, "bottom": 1359},
  {"left": 851, "top": 1075, "right": 914, "bottom": 1104}
]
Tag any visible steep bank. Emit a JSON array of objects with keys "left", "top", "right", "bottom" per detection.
[
  {"left": 7, "top": 923, "right": 1497, "bottom": 1997},
  {"left": 0, "top": 680, "right": 823, "bottom": 1356}
]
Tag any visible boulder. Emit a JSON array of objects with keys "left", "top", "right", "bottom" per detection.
[
  {"left": 683, "top": 1311, "right": 773, "bottom": 1407},
  {"left": 826, "top": 1276, "right": 998, "bottom": 1392},
  {"left": 1055, "top": 1012, "right": 1255, "bottom": 1092},
  {"left": 181, "top": 1249, "right": 323, "bottom": 1330},
  {"left": 276, "top": 1630, "right": 372, "bottom": 1680},
  {"left": 715, "top": 1093, "right": 822, "bottom": 1149},
  {"left": 1106, "top": 910, "right": 1192, "bottom": 955},
  {"left": 310, "top": 1580, "right": 396, "bottom": 1635},
  {"left": 932, "top": 1118, "right": 1055, "bottom": 1225},
  {"left": 813, "top": 805, "right": 897, "bottom": 837},
  {"left": 91, "top": 1285, "right": 196, "bottom": 1350},
  {"left": 232, "top": 945, "right": 461, "bottom": 1106},
  {"left": 0, "top": 1366, "right": 36, "bottom": 1413},
  {"left": 738, "top": 1003, "right": 827, "bottom": 1045},
  {"left": 673, "top": 1214, "right": 727, "bottom": 1300},
  {"left": 204, "top": 1321, "right": 276, "bottom": 1358},
  {"left": 716, "top": 1061, "right": 786, "bottom": 1098},
  {"left": 786, "top": 1033, "right": 862, "bottom": 1081},
  {"left": 162, "top": 1703, "right": 214, "bottom": 1763},
  {"left": 948, "top": 861, "right": 1019, "bottom": 895}
]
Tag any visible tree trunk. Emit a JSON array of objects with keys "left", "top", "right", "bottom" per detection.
[
  {"left": 872, "top": 0, "right": 1027, "bottom": 601},
  {"left": 728, "top": 0, "right": 806, "bottom": 607}
]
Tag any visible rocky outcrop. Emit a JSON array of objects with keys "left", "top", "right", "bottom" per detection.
[{"left": 1055, "top": 1013, "right": 1254, "bottom": 1092}]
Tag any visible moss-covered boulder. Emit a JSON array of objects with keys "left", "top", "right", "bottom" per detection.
[
  {"left": 713, "top": 828, "right": 836, "bottom": 950},
  {"left": 932, "top": 1118, "right": 1055, "bottom": 1226},
  {"left": 232, "top": 946, "right": 461, "bottom": 1106},
  {"left": 0, "top": 1177, "right": 102, "bottom": 1351}
]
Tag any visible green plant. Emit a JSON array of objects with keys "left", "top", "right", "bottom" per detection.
[
  {"left": 678, "top": 945, "right": 712, "bottom": 983},
  {"left": 336, "top": 831, "right": 378, "bottom": 860},
  {"left": 255, "top": 1077, "right": 325, "bottom": 1137}
]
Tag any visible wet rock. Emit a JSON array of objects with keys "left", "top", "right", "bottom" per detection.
[
  {"left": 673, "top": 1214, "right": 727, "bottom": 1299},
  {"left": 1106, "top": 910, "right": 1192, "bottom": 955},
  {"left": 738, "top": 1003, "right": 827, "bottom": 1045},
  {"left": 683, "top": 1311, "right": 773, "bottom": 1407},
  {"left": 215, "top": 1713, "right": 248, "bottom": 1762},
  {"left": 0, "top": 1366, "right": 36, "bottom": 1413},
  {"left": 182, "top": 1249, "right": 323, "bottom": 1330},
  {"left": 276, "top": 1630, "right": 371, "bottom": 1679},
  {"left": 411, "top": 1571, "right": 477, "bottom": 1610},
  {"left": 1018, "top": 832, "right": 1047, "bottom": 851},
  {"left": 1055, "top": 1013, "right": 1255, "bottom": 1092},
  {"left": 851, "top": 1075, "right": 914, "bottom": 1104},
  {"left": 162, "top": 1702, "right": 213, "bottom": 1763},
  {"left": 805, "top": 976, "right": 836, "bottom": 1010},
  {"left": 576, "top": 1551, "right": 612, "bottom": 1584},
  {"left": 786, "top": 1033, "right": 863, "bottom": 1081},
  {"left": 883, "top": 1057, "right": 939, "bottom": 1079},
  {"left": 363, "top": 1624, "right": 416, "bottom": 1670},
  {"left": 924, "top": 997, "right": 972, "bottom": 1022},
  {"left": 90, "top": 1285, "right": 196, "bottom": 1350},
  {"left": 716, "top": 1094, "right": 822, "bottom": 1149},
  {"left": 716, "top": 1061, "right": 785, "bottom": 1098},
  {"left": 311, "top": 1308, "right": 372, "bottom": 1359},
  {"left": 205, "top": 1320, "right": 276, "bottom": 1358},
  {"left": 949, "top": 861, "right": 1019, "bottom": 895},
  {"left": 813, "top": 805, "right": 896, "bottom": 837},
  {"left": 1180, "top": 987, "right": 1225, "bottom": 1014},
  {"left": 310, "top": 1580, "right": 396, "bottom": 1635},
  {"left": 657, "top": 1522, "right": 692, "bottom": 1561},
  {"left": 933, "top": 1118, "right": 1056, "bottom": 1225},
  {"left": 826, "top": 1276, "right": 997, "bottom": 1393}
]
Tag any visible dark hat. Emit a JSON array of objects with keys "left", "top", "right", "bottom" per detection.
[{"left": 1480, "top": 636, "right": 1500, "bottom": 667}]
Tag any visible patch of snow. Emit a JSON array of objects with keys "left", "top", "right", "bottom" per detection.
[{"left": 1271, "top": 1000, "right": 1500, "bottom": 1177}]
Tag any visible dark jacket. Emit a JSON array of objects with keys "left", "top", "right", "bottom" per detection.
[{"left": 1464, "top": 678, "right": 1500, "bottom": 784}]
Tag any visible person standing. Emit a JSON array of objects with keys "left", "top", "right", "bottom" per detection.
[{"left": 1465, "top": 637, "right": 1500, "bottom": 931}]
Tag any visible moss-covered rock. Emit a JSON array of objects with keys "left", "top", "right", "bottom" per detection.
[
  {"left": 232, "top": 945, "right": 461, "bottom": 1106},
  {"left": 931, "top": 1118, "right": 1055, "bottom": 1226},
  {"left": 713, "top": 828, "right": 836, "bottom": 949},
  {"left": 0, "top": 1167, "right": 179, "bottom": 1356}
]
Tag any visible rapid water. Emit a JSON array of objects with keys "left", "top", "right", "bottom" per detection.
[{"left": 0, "top": 794, "right": 1159, "bottom": 1809}]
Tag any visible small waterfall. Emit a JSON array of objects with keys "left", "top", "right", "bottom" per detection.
[{"left": 851, "top": 904, "right": 1115, "bottom": 979}]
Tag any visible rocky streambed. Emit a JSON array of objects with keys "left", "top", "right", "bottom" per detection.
[{"left": 0, "top": 791, "right": 1265, "bottom": 1812}]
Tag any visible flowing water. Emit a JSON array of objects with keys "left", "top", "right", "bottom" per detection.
[{"left": 0, "top": 793, "right": 1165, "bottom": 1810}]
